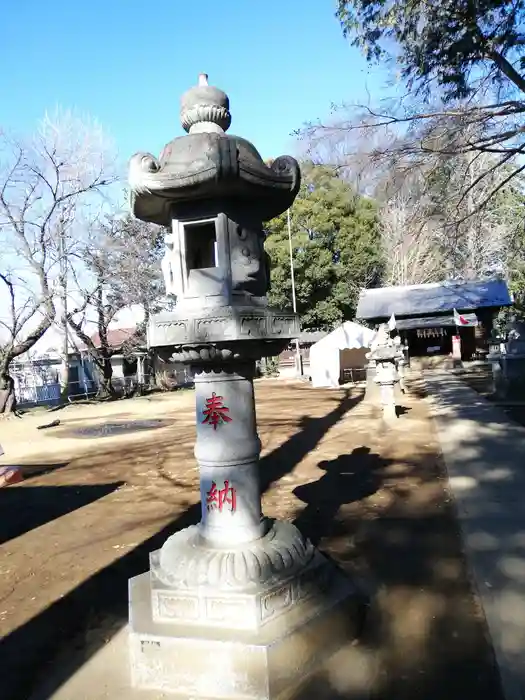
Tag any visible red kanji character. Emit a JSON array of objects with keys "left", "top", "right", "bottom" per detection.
[
  {"left": 201, "top": 392, "right": 232, "bottom": 430},
  {"left": 206, "top": 480, "right": 237, "bottom": 513}
]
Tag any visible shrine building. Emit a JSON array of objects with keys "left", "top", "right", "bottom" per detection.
[{"left": 356, "top": 278, "right": 512, "bottom": 360}]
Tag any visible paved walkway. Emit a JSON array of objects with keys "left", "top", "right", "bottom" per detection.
[{"left": 425, "top": 371, "right": 525, "bottom": 700}]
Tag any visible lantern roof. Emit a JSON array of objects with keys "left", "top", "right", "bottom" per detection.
[{"left": 129, "top": 74, "right": 301, "bottom": 225}]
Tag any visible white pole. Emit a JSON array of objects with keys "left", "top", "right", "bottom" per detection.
[
  {"left": 59, "top": 224, "right": 70, "bottom": 400},
  {"left": 287, "top": 208, "right": 302, "bottom": 376}
]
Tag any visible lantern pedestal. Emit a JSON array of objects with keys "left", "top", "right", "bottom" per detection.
[
  {"left": 129, "top": 553, "right": 364, "bottom": 700},
  {"left": 367, "top": 325, "right": 402, "bottom": 424},
  {"left": 378, "top": 376, "right": 397, "bottom": 423},
  {"left": 128, "top": 356, "right": 366, "bottom": 698}
]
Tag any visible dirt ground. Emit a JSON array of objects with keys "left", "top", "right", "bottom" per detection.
[{"left": 0, "top": 379, "right": 503, "bottom": 700}]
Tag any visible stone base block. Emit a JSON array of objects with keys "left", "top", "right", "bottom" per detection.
[
  {"left": 149, "top": 536, "right": 327, "bottom": 632},
  {"left": 129, "top": 559, "right": 366, "bottom": 700}
]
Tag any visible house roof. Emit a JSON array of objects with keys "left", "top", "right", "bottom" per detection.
[
  {"left": 297, "top": 331, "right": 328, "bottom": 344},
  {"left": 84, "top": 327, "right": 137, "bottom": 350},
  {"left": 396, "top": 313, "right": 478, "bottom": 330},
  {"left": 356, "top": 278, "right": 512, "bottom": 321}
]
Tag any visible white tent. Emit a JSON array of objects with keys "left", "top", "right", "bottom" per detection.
[{"left": 310, "top": 321, "right": 375, "bottom": 388}]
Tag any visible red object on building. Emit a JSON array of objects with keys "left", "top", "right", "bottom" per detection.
[
  {"left": 453, "top": 308, "right": 476, "bottom": 326},
  {"left": 0, "top": 466, "right": 23, "bottom": 488},
  {"left": 206, "top": 480, "right": 237, "bottom": 513},
  {"left": 201, "top": 392, "right": 232, "bottom": 430},
  {"left": 452, "top": 334, "right": 462, "bottom": 360}
]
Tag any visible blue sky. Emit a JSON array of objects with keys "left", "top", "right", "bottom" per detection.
[{"left": 0, "top": 0, "right": 389, "bottom": 162}]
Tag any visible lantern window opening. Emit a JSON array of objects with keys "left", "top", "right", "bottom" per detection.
[{"left": 183, "top": 219, "right": 219, "bottom": 272}]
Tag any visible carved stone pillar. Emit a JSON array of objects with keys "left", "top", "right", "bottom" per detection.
[
  {"left": 375, "top": 359, "right": 398, "bottom": 422},
  {"left": 193, "top": 361, "right": 265, "bottom": 545}
]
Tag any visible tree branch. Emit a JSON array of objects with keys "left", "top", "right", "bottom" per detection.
[{"left": 486, "top": 48, "right": 525, "bottom": 94}]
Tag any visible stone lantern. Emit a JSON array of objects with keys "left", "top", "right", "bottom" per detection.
[
  {"left": 369, "top": 324, "right": 402, "bottom": 422},
  {"left": 127, "top": 74, "right": 364, "bottom": 700},
  {"left": 393, "top": 334, "right": 407, "bottom": 393}
]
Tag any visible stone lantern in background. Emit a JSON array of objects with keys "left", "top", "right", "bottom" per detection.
[
  {"left": 127, "top": 74, "right": 364, "bottom": 699},
  {"left": 393, "top": 334, "right": 407, "bottom": 393},
  {"left": 369, "top": 324, "right": 401, "bottom": 422}
]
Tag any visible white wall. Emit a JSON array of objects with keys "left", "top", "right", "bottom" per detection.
[{"left": 111, "top": 357, "right": 125, "bottom": 379}]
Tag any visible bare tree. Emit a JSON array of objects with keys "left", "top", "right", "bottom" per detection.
[
  {"left": 329, "top": 0, "right": 525, "bottom": 203},
  {"left": 306, "top": 101, "right": 524, "bottom": 208},
  {"left": 425, "top": 147, "right": 516, "bottom": 278},
  {"left": 309, "top": 116, "right": 519, "bottom": 283},
  {"left": 0, "top": 110, "right": 116, "bottom": 413},
  {"left": 66, "top": 214, "right": 163, "bottom": 399},
  {"left": 380, "top": 193, "right": 444, "bottom": 285}
]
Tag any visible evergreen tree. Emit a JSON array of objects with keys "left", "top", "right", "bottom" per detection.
[{"left": 264, "top": 163, "right": 382, "bottom": 330}]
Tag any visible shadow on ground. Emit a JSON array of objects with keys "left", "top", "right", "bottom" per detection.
[
  {"left": 2, "top": 374, "right": 514, "bottom": 700},
  {"left": 17, "top": 462, "right": 70, "bottom": 481},
  {"left": 293, "top": 447, "right": 390, "bottom": 545},
  {"left": 0, "top": 483, "right": 124, "bottom": 545},
  {"left": 1, "top": 388, "right": 363, "bottom": 700},
  {"left": 395, "top": 405, "right": 411, "bottom": 417},
  {"left": 289, "top": 435, "right": 504, "bottom": 700},
  {"left": 422, "top": 370, "right": 525, "bottom": 699}
]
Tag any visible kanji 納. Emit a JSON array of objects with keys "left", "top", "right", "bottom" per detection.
[{"left": 206, "top": 480, "right": 237, "bottom": 513}]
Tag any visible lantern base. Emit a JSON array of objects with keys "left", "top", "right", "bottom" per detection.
[
  {"left": 129, "top": 550, "right": 366, "bottom": 699},
  {"left": 148, "top": 519, "right": 318, "bottom": 626}
]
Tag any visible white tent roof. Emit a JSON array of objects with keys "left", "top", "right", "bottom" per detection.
[
  {"left": 313, "top": 321, "right": 375, "bottom": 351},
  {"left": 310, "top": 321, "right": 375, "bottom": 388}
]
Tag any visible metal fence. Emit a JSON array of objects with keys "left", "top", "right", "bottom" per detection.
[
  {"left": 15, "top": 378, "right": 93, "bottom": 407},
  {"left": 67, "top": 379, "right": 98, "bottom": 402},
  {"left": 13, "top": 366, "right": 195, "bottom": 408},
  {"left": 341, "top": 367, "right": 367, "bottom": 384},
  {"left": 16, "top": 382, "right": 61, "bottom": 406},
  {"left": 33, "top": 375, "right": 193, "bottom": 407},
  {"left": 13, "top": 362, "right": 61, "bottom": 407},
  {"left": 66, "top": 372, "right": 191, "bottom": 402}
]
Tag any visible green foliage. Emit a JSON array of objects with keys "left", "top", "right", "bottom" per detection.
[
  {"left": 336, "top": 0, "right": 525, "bottom": 101},
  {"left": 264, "top": 163, "right": 382, "bottom": 330},
  {"left": 262, "top": 357, "right": 280, "bottom": 377}
]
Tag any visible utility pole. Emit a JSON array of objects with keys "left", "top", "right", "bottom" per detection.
[
  {"left": 58, "top": 219, "right": 70, "bottom": 401},
  {"left": 287, "top": 208, "right": 302, "bottom": 377}
]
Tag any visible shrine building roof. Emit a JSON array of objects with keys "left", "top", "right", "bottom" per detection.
[{"left": 356, "top": 278, "right": 512, "bottom": 322}]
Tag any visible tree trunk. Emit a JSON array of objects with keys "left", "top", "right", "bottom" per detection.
[
  {"left": 60, "top": 358, "right": 70, "bottom": 403},
  {"left": 0, "top": 371, "right": 17, "bottom": 414},
  {"left": 59, "top": 309, "right": 70, "bottom": 402},
  {"left": 95, "top": 357, "right": 117, "bottom": 400},
  {"left": 58, "top": 227, "right": 70, "bottom": 403}
]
